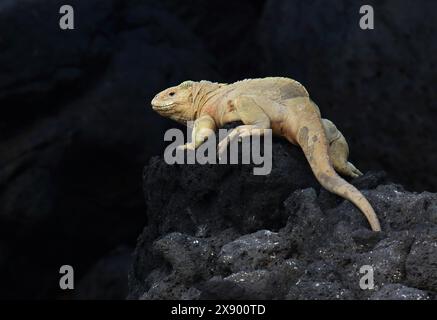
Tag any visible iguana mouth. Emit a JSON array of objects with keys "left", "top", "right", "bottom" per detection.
[{"left": 151, "top": 101, "right": 175, "bottom": 111}]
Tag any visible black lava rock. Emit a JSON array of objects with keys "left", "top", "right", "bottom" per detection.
[
  {"left": 129, "top": 138, "right": 437, "bottom": 300},
  {"left": 0, "top": 0, "right": 218, "bottom": 298}
]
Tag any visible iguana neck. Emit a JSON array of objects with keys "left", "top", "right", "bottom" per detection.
[{"left": 191, "top": 81, "right": 223, "bottom": 120}]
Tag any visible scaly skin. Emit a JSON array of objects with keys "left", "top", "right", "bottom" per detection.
[{"left": 151, "top": 77, "right": 381, "bottom": 231}]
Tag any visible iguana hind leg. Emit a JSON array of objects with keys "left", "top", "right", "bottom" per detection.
[
  {"left": 283, "top": 98, "right": 381, "bottom": 231},
  {"left": 322, "top": 119, "right": 363, "bottom": 178}
]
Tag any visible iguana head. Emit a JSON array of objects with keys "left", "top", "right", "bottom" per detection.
[{"left": 151, "top": 80, "right": 195, "bottom": 124}]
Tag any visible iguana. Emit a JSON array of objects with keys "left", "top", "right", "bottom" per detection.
[{"left": 150, "top": 77, "right": 381, "bottom": 231}]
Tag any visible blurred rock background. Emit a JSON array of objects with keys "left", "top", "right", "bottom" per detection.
[{"left": 0, "top": 0, "right": 436, "bottom": 299}]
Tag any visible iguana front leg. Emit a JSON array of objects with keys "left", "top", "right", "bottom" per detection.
[
  {"left": 218, "top": 95, "right": 271, "bottom": 155},
  {"left": 178, "top": 115, "right": 216, "bottom": 150}
]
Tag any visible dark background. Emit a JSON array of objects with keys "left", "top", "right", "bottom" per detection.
[{"left": 0, "top": 0, "right": 436, "bottom": 299}]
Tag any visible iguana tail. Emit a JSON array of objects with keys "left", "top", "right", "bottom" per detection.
[{"left": 292, "top": 108, "right": 381, "bottom": 232}]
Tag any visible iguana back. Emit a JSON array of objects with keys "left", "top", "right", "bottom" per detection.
[{"left": 228, "top": 77, "right": 309, "bottom": 101}]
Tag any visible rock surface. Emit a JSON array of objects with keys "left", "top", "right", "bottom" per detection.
[
  {"left": 0, "top": 0, "right": 218, "bottom": 298},
  {"left": 129, "top": 138, "right": 437, "bottom": 300}
]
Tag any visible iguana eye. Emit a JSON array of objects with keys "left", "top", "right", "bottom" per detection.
[{"left": 169, "top": 92, "right": 175, "bottom": 96}]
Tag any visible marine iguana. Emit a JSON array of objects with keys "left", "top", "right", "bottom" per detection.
[{"left": 150, "top": 77, "right": 381, "bottom": 231}]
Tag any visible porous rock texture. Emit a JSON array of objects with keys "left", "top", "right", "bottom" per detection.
[
  {"left": 0, "top": 0, "right": 218, "bottom": 298},
  {"left": 129, "top": 138, "right": 437, "bottom": 300}
]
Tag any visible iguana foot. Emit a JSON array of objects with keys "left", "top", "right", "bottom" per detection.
[
  {"left": 217, "top": 125, "right": 265, "bottom": 156},
  {"left": 340, "top": 161, "right": 363, "bottom": 178},
  {"left": 177, "top": 143, "right": 196, "bottom": 151},
  {"left": 331, "top": 151, "right": 364, "bottom": 178},
  {"left": 321, "top": 118, "right": 363, "bottom": 178}
]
